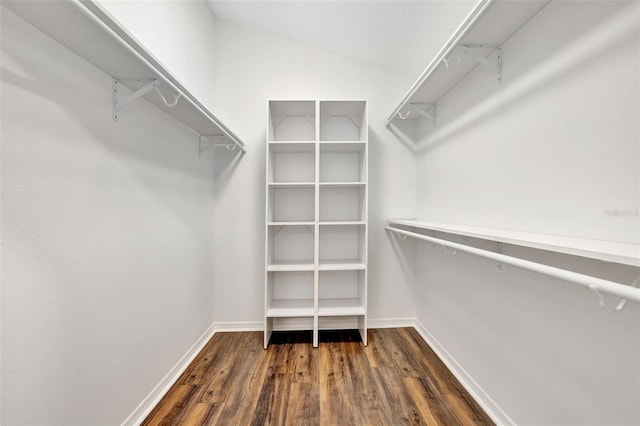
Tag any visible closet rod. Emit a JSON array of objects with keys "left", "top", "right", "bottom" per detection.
[
  {"left": 78, "top": 0, "right": 246, "bottom": 154},
  {"left": 386, "top": 226, "right": 640, "bottom": 305}
]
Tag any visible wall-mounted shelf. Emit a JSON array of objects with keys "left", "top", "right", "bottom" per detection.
[
  {"left": 387, "top": 0, "right": 550, "bottom": 125},
  {"left": 389, "top": 220, "right": 640, "bottom": 267},
  {"left": 4, "top": 0, "right": 246, "bottom": 153}
]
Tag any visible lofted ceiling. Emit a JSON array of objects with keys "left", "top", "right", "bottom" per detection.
[{"left": 205, "top": 1, "right": 478, "bottom": 78}]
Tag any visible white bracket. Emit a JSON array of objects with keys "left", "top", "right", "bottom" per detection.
[
  {"left": 320, "top": 115, "right": 361, "bottom": 129},
  {"left": 393, "top": 103, "right": 436, "bottom": 126},
  {"left": 112, "top": 78, "right": 182, "bottom": 121},
  {"left": 199, "top": 134, "right": 236, "bottom": 158},
  {"left": 409, "top": 103, "right": 436, "bottom": 126},
  {"left": 459, "top": 44, "right": 503, "bottom": 84},
  {"left": 589, "top": 273, "right": 640, "bottom": 312}
]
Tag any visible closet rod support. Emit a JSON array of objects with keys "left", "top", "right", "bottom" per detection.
[
  {"left": 113, "top": 78, "right": 182, "bottom": 121},
  {"left": 459, "top": 44, "right": 503, "bottom": 84}
]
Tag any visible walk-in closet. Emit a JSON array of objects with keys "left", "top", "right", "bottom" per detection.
[{"left": 1, "top": 0, "right": 638, "bottom": 424}]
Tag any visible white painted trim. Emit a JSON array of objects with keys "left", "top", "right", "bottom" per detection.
[
  {"left": 213, "top": 321, "right": 263, "bottom": 332},
  {"left": 368, "top": 317, "right": 416, "bottom": 329},
  {"left": 120, "top": 323, "right": 216, "bottom": 426},
  {"left": 412, "top": 319, "right": 515, "bottom": 426}
]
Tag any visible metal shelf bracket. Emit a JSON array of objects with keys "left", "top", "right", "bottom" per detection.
[
  {"left": 590, "top": 273, "right": 640, "bottom": 312},
  {"left": 199, "top": 134, "right": 232, "bottom": 158},
  {"left": 409, "top": 103, "right": 436, "bottom": 127},
  {"left": 112, "top": 77, "right": 182, "bottom": 121},
  {"left": 459, "top": 44, "right": 503, "bottom": 84}
]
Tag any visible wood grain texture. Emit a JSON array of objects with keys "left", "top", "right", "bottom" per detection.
[{"left": 142, "top": 328, "right": 494, "bottom": 426}]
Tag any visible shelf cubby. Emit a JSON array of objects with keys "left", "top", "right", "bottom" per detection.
[
  {"left": 269, "top": 100, "right": 316, "bottom": 141},
  {"left": 268, "top": 143, "right": 315, "bottom": 184},
  {"left": 319, "top": 142, "right": 366, "bottom": 183},
  {"left": 319, "top": 186, "right": 365, "bottom": 222},
  {"left": 320, "top": 101, "right": 367, "bottom": 141},
  {"left": 319, "top": 224, "right": 366, "bottom": 265},
  {"left": 266, "top": 271, "right": 314, "bottom": 318},
  {"left": 267, "top": 224, "right": 314, "bottom": 266},
  {"left": 268, "top": 187, "right": 315, "bottom": 222}
]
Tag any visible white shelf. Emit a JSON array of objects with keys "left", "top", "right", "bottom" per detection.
[
  {"left": 268, "top": 221, "right": 315, "bottom": 226},
  {"left": 4, "top": 0, "right": 245, "bottom": 153},
  {"left": 319, "top": 221, "right": 366, "bottom": 226},
  {"left": 268, "top": 182, "right": 315, "bottom": 189},
  {"left": 319, "top": 142, "right": 367, "bottom": 152},
  {"left": 388, "top": 0, "right": 550, "bottom": 123},
  {"left": 319, "top": 261, "right": 366, "bottom": 271},
  {"left": 267, "top": 261, "right": 315, "bottom": 272},
  {"left": 319, "top": 182, "right": 366, "bottom": 188},
  {"left": 267, "top": 299, "right": 314, "bottom": 317},
  {"left": 268, "top": 141, "right": 316, "bottom": 152},
  {"left": 266, "top": 100, "right": 367, "bottom": 348},
  {"left": 390, "top": 220, "right": 640, "bottom": 267},
  {"left": 318, "top": 299, "right": 365, "bottom": 316}
]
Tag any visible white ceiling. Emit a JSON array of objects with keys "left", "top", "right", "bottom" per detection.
[{"left": 205, "top": 1, "right": 478, "bottom": 78}]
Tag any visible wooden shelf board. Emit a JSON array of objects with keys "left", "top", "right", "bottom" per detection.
[
  {"left": 268, "top": 141, "right": 316, "bottom": 152},
  {"left": 319, "top": 182, "right": 365, "bottom": 188},
  {"left": 268, "top": 221, "right": 315, "bottom": 226},
  {"left": 267, "top": 299, "right": 314, "bottom": 317},
  {"left": 269, "top": 182, "right": 315, "bottom": 189},
  {"left": 267, "top": 262, "right": 315, "bottom": 272},
  {"left": 319, "top": 221, "right": 366, "bottom": 226},
  {"left": 319, "top": 261, "right": 366, "bottom": 271},
  {"left": 318, "top": 299, "right": 365, "bottom": 316},
  {"left": 390, "top": 219, "right": 640, "bottom": 267}
]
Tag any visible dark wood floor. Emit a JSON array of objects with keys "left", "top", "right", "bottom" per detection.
[{"left": 142, "top": 328, "right": 494, "bottom": 425}]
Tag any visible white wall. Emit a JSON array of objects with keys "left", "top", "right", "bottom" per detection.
[
  {"left": 409, "top": 1, "right": 640, "bottom": 424},
  {"left": 207, "top": 19, "right": 418, "bottom": 326},
  {"left": 98, "top": 0, "right": 420, "bottom": 326},
  {"left": 1, "top": 7, "right": 217, "bottom": 425}
]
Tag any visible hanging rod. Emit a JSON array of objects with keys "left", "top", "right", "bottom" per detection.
[
  {"left": 76, "top": 0, "right": 247, "bottom": 153},
  {"left": 386, "top": 226, "right": 640, "bottom": 306}
]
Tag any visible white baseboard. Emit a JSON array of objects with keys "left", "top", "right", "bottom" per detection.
[
  {"left": 213, "top": 320, "right": 263, "bottom": 332},
  {"left": 120, "top": 323, "right": 216, "bottom": 426},
  {"left": 412, "top": 319, "right": 514, "bottom": 426},
  {"left": 368, "top": 317, "right": 415, "bottom": 329}
]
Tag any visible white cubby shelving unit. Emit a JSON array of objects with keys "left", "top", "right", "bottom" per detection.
[
  {"left": 265, "top": 100, "right": 368, "bottom": 348},
  {"left": 4, "top": 0, "right": 245, "bottom": 154}
]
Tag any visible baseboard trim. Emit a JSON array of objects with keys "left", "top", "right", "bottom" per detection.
[
  {"left": 213, "top": 321, "right": 263, "bottom": 332},
  {"left": 212, "top": 318, "right": 416, "bottom": 332},
  {"left": 368, "top": 317, "right": 415, "bottom": 329},
  {"left": 412, "top": 319, "right": 514, "bottom": 426},
  {"left": 120, "top": 322, "right": 216, "bottom": 426}
]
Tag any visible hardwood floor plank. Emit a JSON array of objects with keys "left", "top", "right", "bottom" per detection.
[
  {"left": 141, "top": 385, "right": 195, "bottom": 426},
  {"left": 287, "top": 382, "right": 320, "bottom": 425},
  {"left": 199, "top": 332, "right": 254, "bottom": 403},
  {"left": 251, "top": 372, "right": 291, "bottom": 425},
  {"left": 143, "top": 328, "right": 494, "bottom": 426},
  {"left": 383, "top": 328, "right": 429, "bottom": 378},
  {"left": 446, "top": 393, "right": 495, "bottom": 426}
]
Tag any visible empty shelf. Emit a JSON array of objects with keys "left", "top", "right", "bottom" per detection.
[
  {"left": 318, "top": 299, "right": 365, "bottom": 316},
  {"left": 267, "top": 261, "right": 315, "bottom": 272},
  {"left": 267, "top": 299, "right": 314, "bottom": 317},
  {"left": 390, "top": 220, "right": 640, "bottom": 267},
  {"left": 319, "top": 261, "right": 366, "bottom": 271}
]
